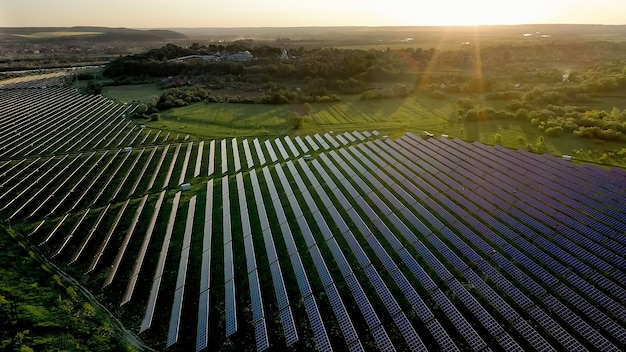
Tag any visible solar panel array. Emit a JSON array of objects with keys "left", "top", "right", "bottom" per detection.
[{"left": 3, "top": 77, "right": 626, "bottom": 351}]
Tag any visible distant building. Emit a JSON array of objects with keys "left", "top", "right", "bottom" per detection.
[
  {"left": 171, "top": 51, "right": 252, "bottom": 63},
  {"left": 225, "top": 51, "right": 253, "bottom": 62},
  {"left": 280, "top": 48, "right": 289, "bottom": 60}
]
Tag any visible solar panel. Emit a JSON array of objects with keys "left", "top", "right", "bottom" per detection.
[
  {"left": 310, "top": 246, "right": 334, "bottom": 288},
  {"left": 340, "top": 233, "right": 369, "bottom": 268},
  {"left": 225, "top": 280, "right": 237, "bottom": 337},
  {"left": 248, "top": 272, "right": 264, "bottom": 322},
  {"left": 229, "top": 138, "right": 240, "bottom": 172},
  {"left": 166, "top": 287, "right": 184, "bottom": 348},
  {"left": 244, "top": 235, "right": 257, "bottom": 274},
  {"left": 269, "top": 262, "right": 289, "bottom": 309},
  {"left": 326, "top": 237, "right": 352, "bottom": 277},
  {"left": 195, "top": 290, "right": 210, "bottom": 352},
  {"left": 303, "top": 295, "right": 332, "bottom": 351},
  {"left": 280, "top": 308, "right": 299, "bottom": 345},
  {"left": 290, "top": 253, "right": 312, "bottom": 297},
  {"left": 295, "top": 136, "right": 309, "bottom": 153},
  {"left": 327, "top": 284, "right": 360, "bottom": 346},
  {"left": 223, "top": 242, "right": 234, "bottom": 282},
  {"left": 314, "top": 134, "right": 330, "bottom": 150},
  {"left": 220, "top": 139, "right": 228, "bottom": 174},
  {"left": 305, "top": 135, "right": 320, "bottom": 151},
  {"left": 335, "top": 133, "right": 349, "bottom": 146},
  {"left": 254, "top": 319, "right": 269, "bottom": 351},
  {"left": 274, "top": 138, "right": 289, "bottom": 160},
  {"left": 264, "top": 140, "right": 278, "bottom": 162},
  {"left": 284, "top": 136, "right": 300, "bottom": 157},
  {"left": 253, "top": 138, "right": 266, "bottom": 166},
  {"left": 342, "top": 274, "right": 380, "bottom": 327},
  {"left": 280, "top": 222, "right": 298, "bottom": 256}
]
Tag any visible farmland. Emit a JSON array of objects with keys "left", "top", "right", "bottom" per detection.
[{"left": 1, "top": 71, "right": 625, "bottom": 351}]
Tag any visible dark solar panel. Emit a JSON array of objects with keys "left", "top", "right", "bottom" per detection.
[
  {"left": 280, "top": 307, "right": 299, "bottom": 345},
  {"left": 225, "top": 280, "right": 237, "bottom": 337}
]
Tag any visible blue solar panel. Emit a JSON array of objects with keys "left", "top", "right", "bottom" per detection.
[
  {"left": 344, "top": 273, "right": 381, "bottom": 327},
  {"left": 303, "top": 295, "right": 331, "bottom": 350},
  {"left": 270, "top": 261, "right": 289, "bottom": 309},
  {"left": 326, "top": 284, "right": 360, "bottom": 347},
  {"left": 382, "top": 215, "right": 413, "bottom": 248},
  {"left": 355, "top": 195, "right": 379, "bottom": 220},
  {"left": 326, "top": 237, "right": 352, "bottom": 277},
  {"left": 257, "top": 204, "right": 270, "bottom": 230},
  {"left": 281, "top": 222, "right": 298, "bottom": 256},
  {"left": 341, "top": 231, "right": 371, "bottom": 267},
  {"left": 280, "top": 307, "right": 299, "bottom": 345},
  {"left": 273, "top": 200, "right": 288, "bottom": 224},
  {"left": 224, "top": 241, "right": 234, "bottom": 281},
  {"left": 248, "top": 272, "right": 264, "bottom": 322},
  {"left": 195, "top": 290, "right": 210, "bottom": 352},
  {"left": 397, "top": 247, "right": 437, "bottom": 293},
  {"left": 365, "top": 235, "right": 398, "bottom": 272},
  {"left": 254, "top": 319, "right": 269, "bottom": 351},
  {"left": 414, "top": 241, "right": 454, "bottom": 282},
  {"left": 309, "top": 245, "right": 333, "bottom": 287},
  {"left": 244, "top": 235, "right": 257, "bottom": 274},
  {"left": 224, "top": 280, "right": 237, "bottom": 337},
  {"left": 290, "top": 253, "right": 312, "bottom": 297},
  {"left": 166, "top": 288, "right": 184, "bottom": 348},
  {"left": 346, "top": 207, "right": 370, "bottom": 235}
]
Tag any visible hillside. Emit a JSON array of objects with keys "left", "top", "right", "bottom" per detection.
[{"left": 0, "top": 26, "right": 187, "bottom": 43}]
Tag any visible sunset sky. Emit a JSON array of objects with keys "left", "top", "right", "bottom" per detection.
[{"left": 1, "top": 0, "right": 625, "bottom": 28}]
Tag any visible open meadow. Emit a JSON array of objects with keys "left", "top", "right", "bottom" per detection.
[{"left": 109, "top": 88, "right": 626, "bottom": 168}]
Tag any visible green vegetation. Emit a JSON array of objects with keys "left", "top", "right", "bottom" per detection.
[
  {"left": 95, "top": 33, "right": 626, "bottom": 167},
  {"left": 0, "top": 225, "right": 147, "bottom": 352}
]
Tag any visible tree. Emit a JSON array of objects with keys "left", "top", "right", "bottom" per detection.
[
  {"left": 291, "top": 112, "right": 303, "bottom": 129},
  {"left": 85, "top": 81, "right": 101, "bottom": 95},
  {"left": 303, "top": 103, "right": 313, "bottom": 115}
]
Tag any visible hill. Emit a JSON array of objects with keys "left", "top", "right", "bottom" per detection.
[{"left": 0, "top": 26, "right": 187, "bottom": 43}]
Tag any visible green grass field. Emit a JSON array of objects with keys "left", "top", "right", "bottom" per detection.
[
  {"left": 137, "top": 94, "right": 626, "bottom": 167},
  {"left": 102, "top": 85, "right": 162, "bottom": 104},
  {"left": 100, "top": 83, "right": 626, "bottom": 167}
]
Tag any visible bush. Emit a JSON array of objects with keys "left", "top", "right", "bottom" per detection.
[
  {"left": 457, "top": 97, "right": 475, "bottom": 110},
  {"left": 545, "top": 126, "right": 564, "bottom": 136},
  {"left": 506, "top": 100, "right": 524, "bottom": 111}
]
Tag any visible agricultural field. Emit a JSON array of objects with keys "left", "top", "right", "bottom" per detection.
[{"left": 1, "top": 72, "right": 625, "bottom": 351}]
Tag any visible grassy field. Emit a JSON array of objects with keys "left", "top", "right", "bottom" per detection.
[
  {"left": 149, "top": 102, "right": 296, "bottom": 138},
  {"left": 102, "top": 84, "right": 162, "bottom": 104},
  {"left": 135, "top": 95, "right": 626, "bottom": 167},
  {"left": 0, "top": 226, "right": 145, "bottom": 351}
]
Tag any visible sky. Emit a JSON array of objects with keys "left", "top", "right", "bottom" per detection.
[{"left": 1, "top": 0, "right": 625, "bottom": 28}]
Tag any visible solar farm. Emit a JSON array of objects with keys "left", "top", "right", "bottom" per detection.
[{"left": 1, "top": 73, "right": 625, "bottom": 351}]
